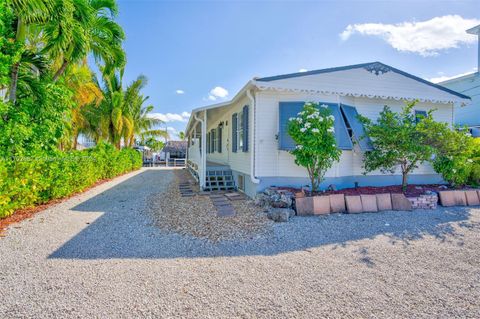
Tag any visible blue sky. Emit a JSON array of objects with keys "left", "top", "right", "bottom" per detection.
[{"left": 116, "top": 0, "right": 480, "bottom": 138}]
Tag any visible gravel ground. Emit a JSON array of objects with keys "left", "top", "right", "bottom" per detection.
[
  {"left": 1, "top": 168, "right": 480, "bottom": 318},
  {"left": 147, "top": 170, "right": 271, "bottom": 242}
]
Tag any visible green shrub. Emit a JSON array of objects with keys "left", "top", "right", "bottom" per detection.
[{"left": 0, "top": 142, "right": 142, "bottom": 219}]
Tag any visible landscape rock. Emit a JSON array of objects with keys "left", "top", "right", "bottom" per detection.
[
  {"left": 313, "top": 196, "right": 331, "bottom": 215},
  {"left": 376, "top": 193, "right": 392, "bottom": 211},
  {"left": 439, "top": 191, "right": 456, "bottom": 207},
  {"left": 329, "top": 194, "right": 346, "bottom": 213},
  {"left": 267, "top": 208, "right": 294, "bottom": 222},
  {"left": 391, "top": 193, "right": 413, "bottom": 211},
  {"left": 465, "top": 190, "right": 479, "bottom": 206},
  {"left": 361, "top": 194, "right": 378, "bottom": 213},
  {"left": 295, "top": 197, "right": 314, "bottom": 216},
  {"left": 345, "top": 196, "right": 363, "bottom": 214}
]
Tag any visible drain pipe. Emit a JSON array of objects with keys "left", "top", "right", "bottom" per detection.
[
  {"left": 246, "top": 88, "right": 260, "bottom": 184},
  {"left": 193, "top": 111, "right": 206, "bottom": 188}
]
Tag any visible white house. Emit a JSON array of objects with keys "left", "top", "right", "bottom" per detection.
[
  {"left": 440, "top": 24, "right": 480, "bottom": 134},
  {"left": 185, "top": 62, "right": 470, "bottom": 197}
]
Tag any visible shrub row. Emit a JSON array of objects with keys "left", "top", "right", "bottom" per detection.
[{"left": 0, "top": 142, "right": 142, "bottom": 219}]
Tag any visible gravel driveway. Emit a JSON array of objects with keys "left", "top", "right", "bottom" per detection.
[{"left": 1, "top": 168, "right": 480, "bottom": 318}]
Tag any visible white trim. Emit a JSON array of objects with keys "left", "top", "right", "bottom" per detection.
[
  {"left": 246, "top": 89, "right": 260, "bottom": 184},
  {"left": 253, "top": 81, "right": 468, "bottom": 105}
]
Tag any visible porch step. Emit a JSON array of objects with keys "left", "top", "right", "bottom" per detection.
[{"left": 204, "top": 169, "right": 236, "bottom": 192}]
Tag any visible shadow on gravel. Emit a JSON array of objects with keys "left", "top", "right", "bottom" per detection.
[{"left": 49, "top": 169, "right": 477, "bottom": 259}]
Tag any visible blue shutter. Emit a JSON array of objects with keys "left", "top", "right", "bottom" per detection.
[
  {"left": 415, "top": 110, "right": 427, "bottom": 123},
  {"left": 278, "top": 102, "right": 304, "bottom": 150},
  {"left": 218, "top": 126, "right": 222, "bottom": 153},
  {"left": 243, "top": 105, "right": 249, "bottom": 152},
  {"left": 326, "top": 103, "right": 353, "bottom": 150},
  {"left": 340, "top": 104, "right": 373, "bottom": 151},
  {"left": 232, "top": 113, "right": 237, "bottom": 152},
  {"left": 206, "top": 132, "right": 210, "bottom": 153},
  {"left": 279, "top": 102, "right": 353, "bottom": 150}
]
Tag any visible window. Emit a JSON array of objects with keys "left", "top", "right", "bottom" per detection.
[
  {"left": 212, "top": 129, "right": 217, "bottom": 153},
  {"left": 237, "top": 111, "right": 243, "bottom": 151}
]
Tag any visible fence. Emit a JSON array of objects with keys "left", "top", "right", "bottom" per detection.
[{"left": 143, "top": 158, "right": 186, "bottom": 168}]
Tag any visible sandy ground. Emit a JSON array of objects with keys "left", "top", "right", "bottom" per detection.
[{"left": 1, "top": 168, "right": 479, "bottom": 318}]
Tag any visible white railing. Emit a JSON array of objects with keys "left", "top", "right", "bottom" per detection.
[{"left": 144, "top": 158, "right": 186, "bottom": 167}]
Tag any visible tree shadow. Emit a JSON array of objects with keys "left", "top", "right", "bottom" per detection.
[{"left": 48, "top": 169, "right": 478, "bottom": 260}]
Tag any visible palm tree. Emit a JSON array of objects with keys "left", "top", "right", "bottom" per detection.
[
  {"left": 63, "top": 62, "right": 103, "bottom": 149},
  {"left": 45, "top": 0, "right": 126, "bottom": 81},
  {"left": 178, "top": 131, "right": 185, "bottom": 140},
  {"left": 7, "top": 0, "right": 56, "bottom": 103}
]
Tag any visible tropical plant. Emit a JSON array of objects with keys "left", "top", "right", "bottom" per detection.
[
  {"left": 358, "top": 101, "right": 440, "bottom": 192},
  {"left": 287, "top": 102, "right": 342, "bottom": 193},
  {"left": 178, "top": 131, "right": 185, "bottom": 140}
]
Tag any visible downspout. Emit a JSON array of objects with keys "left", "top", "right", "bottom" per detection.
[
  {"left": 194, "top": 111, "right": 207, "bottom": 188},
  {"left": 246, "top": 88, "right": 260, "bottom": 184}
]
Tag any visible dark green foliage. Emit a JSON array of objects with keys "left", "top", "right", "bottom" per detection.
[{"left": 0, "top": 142, "right": 142, "bottom": 218}]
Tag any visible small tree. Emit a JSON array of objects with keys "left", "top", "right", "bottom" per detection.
[
  {"left": 287, "top": 102, "right": 341, "bottom": 193},
  {"left": 358, "top": 102, "right": 436, "bottom": 192}
]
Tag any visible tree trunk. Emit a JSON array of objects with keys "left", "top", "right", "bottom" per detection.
[
  {"left": 401, "top": 172, "right": 408, "bottom": 193},
  {"left": 8, "top": 62, "right": 20, "bottom": 103},
  {"left": 73, "top": 130, "right": 79, "bottom": 150},
  {"left": 53, "top": 59, "right": 69, "bottom": 82}
]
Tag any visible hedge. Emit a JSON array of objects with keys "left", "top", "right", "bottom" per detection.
[{"left": 0, "top": 142, "right": 142, "bottom": 219}]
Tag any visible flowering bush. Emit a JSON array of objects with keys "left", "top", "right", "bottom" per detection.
[{"left": 287, "top": 102, "right": 341, "bottom": 192}]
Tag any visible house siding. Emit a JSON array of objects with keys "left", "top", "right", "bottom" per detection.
[
  {"left": 254, "top": 90, "right": 453, "bottom": 188},
  {"left": 205, "top": 96, "right": 252, "bottom": 176}
]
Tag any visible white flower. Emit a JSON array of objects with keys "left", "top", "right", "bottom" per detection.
[
  {"left": 318, "top": 117, "right": 323, "bottom": 121},
  {"left": 320, "top": 104, "right": 328, "bottom": 109},
  {"left": 312, "top": 128, "right": 319, "bottom": 133},
  {"left": 296, "top": 145, "right": 303, "bottom": 149},
  {"left": 304, "top": 122, "right": 311, "bottom": 128},
  {"left": 300, "top": 127, "right": 306, "bottom": 132},
  {"left": 327, "top": 127, "right": 335, "bottom": 133},
  {"left": 289, "top": 117, "right": 295, "bottom": 121},
  {"left": 328, "top": 115, "right": 334, "bottom": 120},
  {"left": 467, "top": 159, "right": 473, "bottom": 163},
  {"left": 466, "top": 133, "right": 472, "bottom": 137},
  {"left": 452, "top": 169, "right": 457, "bottom": 173}
]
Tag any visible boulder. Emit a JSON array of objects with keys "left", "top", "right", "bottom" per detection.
[
  {"left": 313, "top": 196, "right": 331, "bottom": 215},
  {"left": 267, "top": 208, "right": 294, "bottom": 222},
  {"left": 376, "top": 193, "right": 392, "bottom": 211},
  {"left": 465, "top": 190, "right": 480, "bottom": 206},
  {"left": 329, "top": 194, "right": 346, "bottom": 213},
  {"left": 295, "top": 197, "right": 314, "bottom": 216},
  {"left": 361, "top": 194, "right": 378, "bottom": 213},
  {"left": 345, "top": 196, "right": 363, "bottom": 214},
  {"left": 391, "top": 193, "right": 413, "bottom": 211}
]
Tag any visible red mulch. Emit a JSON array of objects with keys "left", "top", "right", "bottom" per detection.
[
  {"left": 271, "top": 184, "right": 450, "bottom": 198},
  {"left": 0, "top": 170, "right": 135, "bottom": 236}
]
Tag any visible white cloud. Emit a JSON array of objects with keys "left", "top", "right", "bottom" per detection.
[
  {"left": 207, "top": 86, "right": 229, "bottom": 101},
  {"left": 428, "top": 68, "right": 478, "bottom": 83},
  {"left": 149, "top": 111, "right": 191, "bottom": 123},
  {"left": 175, "top": 89, "right": 185, "bottom": 94},
  {"left": 298, "top": 69, "right": 308, "bottom": 72},
  {"left": 340, "top": 15, "right": 480, "bottom": 56}
]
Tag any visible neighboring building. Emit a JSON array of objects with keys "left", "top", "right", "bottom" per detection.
[
  {"left": 440, "top": 24, "right": 480, "bottom": 134},
  {"left": 76, "top": 134, "right": 96, "bottom": 150},
  {"left": 185, "top": 62, "right": 470, "bottom": 197},
  {"left": 161, "top": 141, "right": 187, "bottom": 160}
]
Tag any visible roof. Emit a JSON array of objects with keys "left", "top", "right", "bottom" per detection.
[
  {"left": 467, "top": 24, "right": 480, "bottom": 35},
  {"left": 162, "top": 140, "right": 187, "bottom": 153},
  {"left": 256, "top": 61, "right": 471, "bottom": 100},
  {"left": 439, "top": 72, "right": 478, "bottom": 85},
  {"left": 186, "top": 61, "right": 471, "bottom": 132}
]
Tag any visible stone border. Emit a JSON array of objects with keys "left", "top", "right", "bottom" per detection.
[
  {"left": 295, "top": 192, "right": 441, "bottom": 215},
  {"left": 438, "top": 190, "right": 480, "bottom": 207}
]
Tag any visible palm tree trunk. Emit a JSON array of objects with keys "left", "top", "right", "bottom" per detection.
[
  {"left": 53, "top": 59, "right": 69, "bottom": 82},
  {"left": 8, "top": 62, "right": 20, "bottom": 103},
  {"left": 73, "top": 130, "right": 79, "bottom": 150},
  {"left": 9, "top": 18, "right": 26, "bottom": 104}
]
